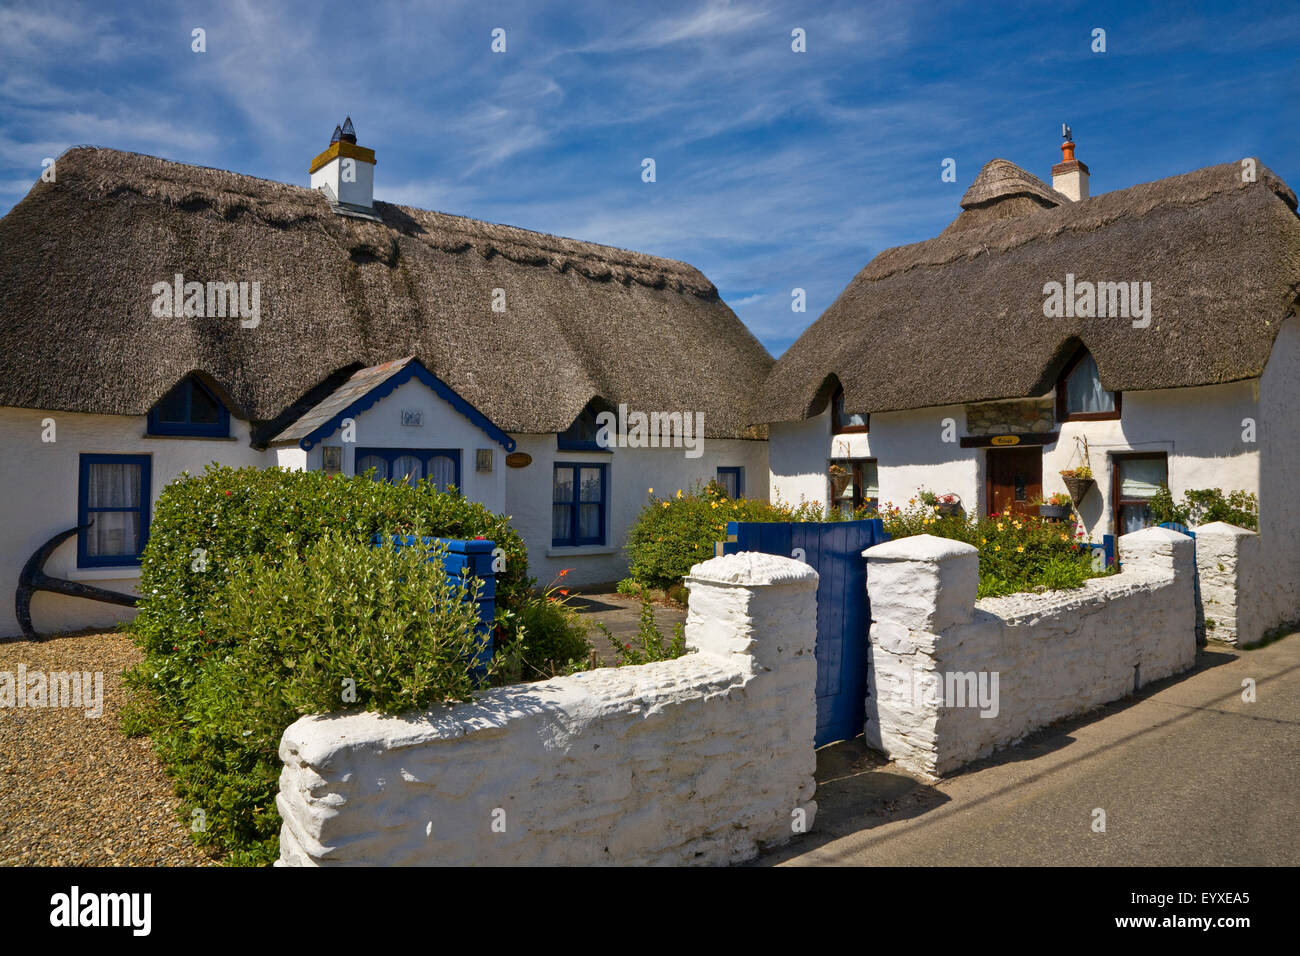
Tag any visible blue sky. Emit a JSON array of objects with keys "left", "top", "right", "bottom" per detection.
[{"left": 2, "top": 0, "right": 1297, "bottom": 356}]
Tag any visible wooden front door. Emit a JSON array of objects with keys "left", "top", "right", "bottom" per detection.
[{"left": 987, "top": 447, "right": 1042, "bottom": 516}]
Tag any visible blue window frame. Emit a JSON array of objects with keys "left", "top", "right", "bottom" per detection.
[
  {"left": 354, "top": 447, "right": 462, "bottom": 492},
  {"left": 716, "top": 467, "right": 744, "bottom": 498},
  {"left": 147, "top": 377, "right": 230, "bottom": 437},
  {"left": 553, "top": 462, "right": 607, "bottom": 546},
  {"left": 77, "top": 454, "right": 151, "bottom": 567},
  {"left": 557, "top": 406, "right": 608, "bottom": 451}
]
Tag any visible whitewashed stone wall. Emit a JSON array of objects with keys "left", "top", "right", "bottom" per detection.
[
  {"left": 276, "top": 552, "right": 818, "bottom": 866},
  {"left": 1193, "top": 522, "right": 1263, "bottom": 646},
  {"left": 863, "top": 527, "right": 1197, "bottom": 779}
]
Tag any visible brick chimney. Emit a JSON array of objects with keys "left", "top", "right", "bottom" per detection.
[
  {"left": 309, "top": 116, "right": 376, "bottom": 212},
  {"left": 1051, "top": 125, "right": 1089, "bottom": 201}
]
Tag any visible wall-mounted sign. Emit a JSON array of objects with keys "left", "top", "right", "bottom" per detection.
[
  {"left": 322, "top": 446, "right": 342, "bottom": 473},
  {"left": 990, "top": 435, "right": 1021, "bottom": 446},
  {"left": 476, "top": 449, "right": 493, "bottom": 473},
  {"left": 401, "top": 409, "right": 423, "bottom": 427},
  {"left": 505, "top": 452, "right": 532, "bottom": 468},
  {"left": 959, "top": 432, "right": 1058, "bottom": 449}
]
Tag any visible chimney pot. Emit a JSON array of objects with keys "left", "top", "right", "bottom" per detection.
[{"left": 1051, "top": 129, "right": 1089, "bottom": 202}]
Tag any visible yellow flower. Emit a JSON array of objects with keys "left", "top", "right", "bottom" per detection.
[
  {"left": 1016, "top": 546, "right": 1024, "bottom": 553},
  {"left": 648, "top": 487, "right": 653, "bottom": 494},
  {"left": 1013, "top": 522, "right": 1022, "bottom": 530},
  {"left": 676, "top": 489, "right": 683, "bottom": 499},
  {"left": 997, "top": 523, "right": 1004, "bottom": 531},
  {"left": 995, "top": 545, "right": 1001, "bottom": 551},
  {"left": 711, "top": 501, "right": 719, "bottom": 509},
  {"left": 981, "top": 537, "right": 987, "bottom": 544},
  {"left": 662, "top": 501, "right": 670, "bottom": 508}
]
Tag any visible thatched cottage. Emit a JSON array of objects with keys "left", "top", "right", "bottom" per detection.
[
  {"left": 756, "top": 139, "right": 1300, "bottom": 645},
  {"left": 0, "top": 124, "right": 770, "bottom": 637}
]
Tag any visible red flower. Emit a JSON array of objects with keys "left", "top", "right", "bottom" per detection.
[
  {"left": 224, "top": 490, "right": 232, "bottom": 496},
  {"left": 559, "top": 568, "right": 575, "bottom": 577},
  {"left": 624, "top": 643, "right": 631, "bottom": 650},
  {"left": 558, "top": 589, "right": 569, "bottom": 596}
]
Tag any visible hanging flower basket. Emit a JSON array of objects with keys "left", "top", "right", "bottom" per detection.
[
  {"left": 934, "top": 493, "right": 963, "bottom": 517},
  {"left": 1060, "top": 469, "right": 1094, "bottom": 503}
]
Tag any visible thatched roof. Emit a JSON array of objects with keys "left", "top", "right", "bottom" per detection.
[
  {"left": 754, "top": 158, "right": 1300, "bottom": 424},
  {"left": 0, "top": 147, "right": 772, "bottom": 439}
]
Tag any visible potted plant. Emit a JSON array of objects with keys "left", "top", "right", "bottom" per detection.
[
  {"left": 1036, "top": 491, "right": 1072, "bottom": 520},
  {"left": 1059, "top": 465, "right": 1094, "bottom": 504},
  {"left": 934, "top": 492, "right": 963, "bottom": 517}
]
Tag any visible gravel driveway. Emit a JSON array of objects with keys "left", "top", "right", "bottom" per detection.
[{"left": 0, "top": 631, "right": 214, "bottom": 866}]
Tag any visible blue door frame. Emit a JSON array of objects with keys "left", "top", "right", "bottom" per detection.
[{"left": 724, "top": 519, "right": 890, "bottom": 747}]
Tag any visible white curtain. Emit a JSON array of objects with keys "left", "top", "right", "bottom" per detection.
[
  {"left": 392, "top": 454, "right": 423, "bottom": 487},
  {"left": 357, "top": 455, "right": 387, "bottom": 482},
  {"left": 1066, "top": 354, "right": 1116, "bottom": 413},
  {"left": 86, "top": 463, "right": 140, "bottom": 557},
  {"left": 578, "top": 467, "right": 602, "bottom": 539},
  {"left": 428, "top": 455, "right": 456, "bottom": 491},
  {"left": 1119, "top": 458, "right": 1166, "bottom": 498}
]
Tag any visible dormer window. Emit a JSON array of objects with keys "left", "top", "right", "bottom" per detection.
[
  {"left": 147, "top": 377, "right": 230, "bottom": 437},
  {"left": 558, "top": 405, "right": 608, "bottom": 451},
  {"left": 1056, "top": 349, "right": 1120, "bottom": 422},
  {"left": 832, "top": 387, "right": 869, "bottom": 434}
]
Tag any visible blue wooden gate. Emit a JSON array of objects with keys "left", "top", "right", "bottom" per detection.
[{"left": 723, "top": 519, "right": 889, "bottom": 747}]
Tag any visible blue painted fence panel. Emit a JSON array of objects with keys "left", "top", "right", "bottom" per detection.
[
  {"left": 724, "top": 519, "right": 889, "bottom": 747},
  {"left": 372, "top": 535, "right": 496, "bottom": 675}
]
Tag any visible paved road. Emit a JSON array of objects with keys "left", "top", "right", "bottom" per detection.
[{"left": 760, "top": 633, "right": 1300, "bottom": 866}]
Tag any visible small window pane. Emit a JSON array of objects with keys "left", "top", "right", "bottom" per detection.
[
  {"left": 189, "top": 383, "right": 220, "bottom": 423},
  {"left": 579, "top": 468, "right": 602, "bottom": 502},
  {"left": 861, "top": 461, "right": 879, "bottom": 498},
  {"left": 553, "top": 468, "right": 574, "bottom": 503},
  {"left": 391, "top": 455, "right": 422, "bottom": 487},
  {"left": 357, "top": 455, "right": 387, "bottom": 482},
  {"left": 553, "top": 504, "right": 573, "bottom": 541},
  {"left": 1120, "top": 503, "right": 1152, "bottom": 534},
  {"left": 718, "top": 469, "right": 738, "bottom": 498},
  {"left": 156, "top": 383, "right": 189, "bottom": 423},
  {"left": 88, "top": 463, "right": 141, "bottom": 509},
  {"left": 579, "top": 503, "right": 601, "bottom": 538},
  {"left": 87, "top": 510, "right": 139, "bottom": 557},
  {"left": 1119, "top": 458, "right": 1166, "bottom": 498},
  {"left": 1066, "top": 354, "right": 1116, "bottom": 414},
  {"left": 428, "top": 455, "right": 456, "bottom": 492}
]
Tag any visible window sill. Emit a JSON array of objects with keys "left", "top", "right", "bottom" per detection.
[
  {"left": 142, "top": 433, "right": 238, "bottom": 441},
  {"left": 68, "top": 565, "right": 142, "bottom": 581},
  {"left": 545, "top": 544, "right": 619, "bottom": 558}
]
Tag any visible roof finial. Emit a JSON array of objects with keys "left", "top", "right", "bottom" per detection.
[
  {"left": 330, "top": 124, "right": 342, "bottom": 144},
  {"left": 340, "top": 117, "right": 357, "bottom": 144}
]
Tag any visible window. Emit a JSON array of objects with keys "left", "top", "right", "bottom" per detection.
[
  {"left": 147, "top": 377, "right": 230, "bottom": 437},
  {"left": 355, "top": 448, "right": 461, "bottom": 492},
  {"left": 1112, "top": 453, "right": 1167, "bottom": 536},
  {"left": 558, "top": 406, "right": 607, "bottom": 451},
  {"left": 553, "top": 463, "right": 607, "bottom": 546},
  {"left": 1056, "top": 349, "right": 1119, "bottom": 421},
  {"left": 832, "top": 387, "right": 869, "bottom": 434},
  {"left": 78, "top": 454, "right": 151, "bottom": 567},
  {"left": 716, "top": 467, "right": 744, "bottom": 498},
  {"left": 829, "top": 458, "right": 879, "bottom": 516}
]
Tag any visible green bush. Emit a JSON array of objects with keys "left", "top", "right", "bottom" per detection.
[
  {"left": 1149, "top": 484, "right": 1258, "bottom": 530},
  {"left": 501, "top": 572, "right": 594, "bottom": 680},
  {"left": 136, "top": 532, "right": 491, "bottom": 864},
  {"left": 124, "top": 464, "right": 530, "bottom": 864},
  {"left": 880, "top": 499, "right": 1106, "bottom": 598},
  {"left": 624, "top": 482, "right": 818, "bottom": 589},
  {"left": 595, "top": 595, "right": 688, "bottom": 666}
]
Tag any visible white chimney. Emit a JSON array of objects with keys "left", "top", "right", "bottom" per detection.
[
  {"left": 1051, "top": 125, "right": 1089, "bottom": 202},
  {"left": 309, "top": 117, "right": 376, "bottom": 212}
]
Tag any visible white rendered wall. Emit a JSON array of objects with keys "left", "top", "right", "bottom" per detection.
[
  {"left": 768, "top": 381, "right": 1260, "bottom": 543},
  {"left": 303, "top": 378, "right": 507, "bottom": 514},
  {"left": 505, "top": 434, "right": 769, "bottom": 588},
  {"left": 277, "top": 552, "right": 818, "bottom": 866},
  {"left": 310, "top": 156, "right": 374, "bottom": 208},
  {"left": 863, "top": 527, "right": 1197, "bottom": 778},
  {"left": 0, "top": 407, "right": 266, "bottom": 638}
]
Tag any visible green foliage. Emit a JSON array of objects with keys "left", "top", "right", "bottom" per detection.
[
  {"left": 124, "top": 465, "right": 530, "bottom": 864},
  {"left": 615, "top": 577, "right": 642, "bottom": 596},
  {"left": 500, "top": 571, "right": 594, "bottom": 681},
  {"left": 134, "top": 532, "right": 493, "bottom": 864},
  {"left": 600, "top": 596, "right": 688, "bottom": 666},
  {"left": 1149, "top": 484, "right": 1258, "bottom": 530},
  {"left": 624, "top": 482, "right": 826, "bottom": 589},
  {"left": 880, "top": 499, "right": 1107, "bottom": 598}
]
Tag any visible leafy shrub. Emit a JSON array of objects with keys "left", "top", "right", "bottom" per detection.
[
  {"left": 625, "top": 482, "right": 819, "bottom": 589},
  {"left": 125, "top": 465, "right": 530, "bottom": 864},
  {"left": 597, "top": 596, "right": 688, "bottom": 666},
  {"left": 129, "top": 465, "right": 529, "bottom": 717},
  {"left": 880, "top": 499, "right": 1106, "bottom": 598},
  {"left": 500, "top": 571, "right": 594, "bottom": 680},
  {"left": 1149, "top": 484, "right": 1258, "bottom": 530},
  {"left": 136, "top": 532, "right": 491, "bottom": 864}
]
